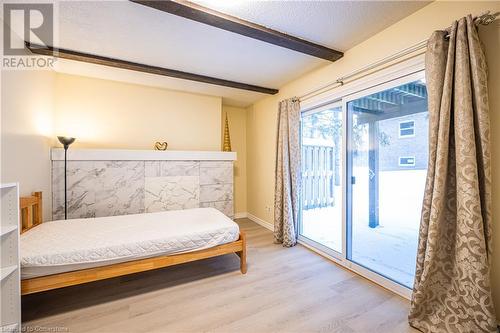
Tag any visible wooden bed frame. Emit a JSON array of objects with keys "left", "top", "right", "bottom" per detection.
[{"left": 19, "top": 192, "right": 247, "bottom": 295}]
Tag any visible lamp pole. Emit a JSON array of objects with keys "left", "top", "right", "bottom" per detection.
[{"left": 57, "top": 136, "right": 75, "bottom": 220}]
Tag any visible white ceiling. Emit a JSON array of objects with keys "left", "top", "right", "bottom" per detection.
[
  {"left": 193, "top": 0, "right": 430, "bottom": 51},
  {"left": 51, "top": 0, "right": 430, "bottom": 107}
]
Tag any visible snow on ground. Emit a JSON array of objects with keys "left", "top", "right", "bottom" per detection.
[{"left": 301, "top": 169, "right": 426, "bottom": 287}]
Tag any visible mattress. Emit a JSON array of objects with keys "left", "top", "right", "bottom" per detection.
[{"left": 20, "top": 208, "right": 239, "bottom": 279}]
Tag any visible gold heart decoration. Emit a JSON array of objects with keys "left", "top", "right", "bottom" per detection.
[{"left": 154, "top": 141, "right": 168, "bottom": 151}]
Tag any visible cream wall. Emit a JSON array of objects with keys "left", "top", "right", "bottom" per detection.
[
  {"left": 222, "top": 106, "right": 247, "bottom": 215},
  {"left": 54, "top": 74, "right": 222, "bottom": 150},
  {"left": 2, "top": 69, "right": 225, "bottom": 221},
  {"left": 246, "top": 1, "right": 500, "bottom": 317},
  {"left": 1, "top": 69, "right": 56, "bottom": 221},
  {"left": 1, "top": 23, "right": 56, "bottom": 221}
]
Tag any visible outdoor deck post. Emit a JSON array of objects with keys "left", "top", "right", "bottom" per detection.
[{"left": 368, "top": 121, "right": 379, "bottom": 228}]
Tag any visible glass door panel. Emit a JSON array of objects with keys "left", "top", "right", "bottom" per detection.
[
  {"left": 346, "top": 77, "right": 428, "bottom": 287},
  {"left": 300, "top": 105, "right": 342, "bottom": 253}
]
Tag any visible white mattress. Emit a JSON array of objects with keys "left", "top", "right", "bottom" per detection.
[{"left": 21, "top": 208, "right": 239, "bottom": 279}]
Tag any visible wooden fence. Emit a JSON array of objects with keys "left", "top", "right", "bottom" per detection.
[{"left": 301, "top": 144, "right": 337, "bottom": 210}]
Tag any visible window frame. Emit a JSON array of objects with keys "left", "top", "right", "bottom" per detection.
[
  {"left": 399, "top": 120, "right": 416, "bottom": 138},
  {"left": 399, "top": 156, "right": 416, "bottom": 167},
  {"left": 298, "top": 54, "right": 426, "bottom": 301},
  {"left": 299, "top": 100, "right": 344, "bottom": 261}
]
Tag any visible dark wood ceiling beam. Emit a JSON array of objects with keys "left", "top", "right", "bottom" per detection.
[
  {"left": 26, "top": 43, "right": 279, "bottom": 95},
  {"left": 132, "top": 0, "right": 343, "bottom": 62}
]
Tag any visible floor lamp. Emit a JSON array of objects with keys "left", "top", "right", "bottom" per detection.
[{"left": 57, "top": 136, "right": 76, "bottom": 220}]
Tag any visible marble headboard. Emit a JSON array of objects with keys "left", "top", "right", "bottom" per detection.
[{"left": 51, "top": 149, "right": 236, "bottom": 220}]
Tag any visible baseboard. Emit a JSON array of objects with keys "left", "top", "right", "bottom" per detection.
[
  {"left": 247, "top": 213, "right": 274, "bottom": 231},
  {"left": 233, "top": 212, "right": 248, "bottom": 219}
]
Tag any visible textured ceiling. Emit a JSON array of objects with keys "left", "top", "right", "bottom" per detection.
[
  {"left": 193, "top": 0, "right": 432, "bottom": 51},
  {"left": 49, "top": 0, "right": 430, "bottom": 107}
]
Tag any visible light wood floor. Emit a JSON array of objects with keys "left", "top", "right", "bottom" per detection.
[{"left": 22, "top": 218, "right": 418, "bottom": 333}]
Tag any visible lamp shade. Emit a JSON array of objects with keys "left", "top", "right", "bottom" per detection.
[{"left": 57, "top": 136, "right": 76, "bottom": 148}]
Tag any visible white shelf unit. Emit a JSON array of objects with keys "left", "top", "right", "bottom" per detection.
[{"left": 1, "top": 183, "right": 20, "bottom": 332}]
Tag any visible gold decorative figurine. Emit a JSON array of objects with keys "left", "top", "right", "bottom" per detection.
[
  {"left": 154, "top": 141, "right": 168, "bottom": 150},
  {"left": 223, "top": 114, "right": 232, "bottom": 152}
]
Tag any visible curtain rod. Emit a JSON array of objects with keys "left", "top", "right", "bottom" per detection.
[{"left": 299, "top": 11, "right": 499, "bottom": 102}]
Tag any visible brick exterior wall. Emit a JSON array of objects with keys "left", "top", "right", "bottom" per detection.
[{"left": 378, "top": 112, "right": 429, "bottom": 171}]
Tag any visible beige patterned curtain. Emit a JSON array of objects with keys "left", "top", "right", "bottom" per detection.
[
  {"left": 274, "top": 98, "right": 301, "bottom": 247},
  {"left": 409, "top": 16, "right": 497, "bottom": 332}
]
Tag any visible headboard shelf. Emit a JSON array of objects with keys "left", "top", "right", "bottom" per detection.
[{"left": 20, "top": 192, "right": 42, "bottom": 234}]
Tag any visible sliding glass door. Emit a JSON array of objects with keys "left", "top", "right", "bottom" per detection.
[
  {"left": 300, "top": 103, "right": 343, "bottom": 254},
  {"left": 346, "top": 76, "right": 428, "bottom": 288},
  {"left": 299, "top": 70, "right": 429, "bottom": 290}
]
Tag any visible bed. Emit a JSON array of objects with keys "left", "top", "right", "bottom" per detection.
[{"left": 19, "top": 192, "right": 247, "bottom": 295}]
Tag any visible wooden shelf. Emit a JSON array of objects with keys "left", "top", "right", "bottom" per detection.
[
  {"left": 1, "top": 265, "right": 18, "bottom": 281},
  {"left": 1, "top": 225, "right": 18, "bottom": 237}
]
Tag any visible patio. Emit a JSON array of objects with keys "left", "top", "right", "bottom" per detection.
[{"left": 301, "top": 169, "right": 426, "bottom": 287}]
